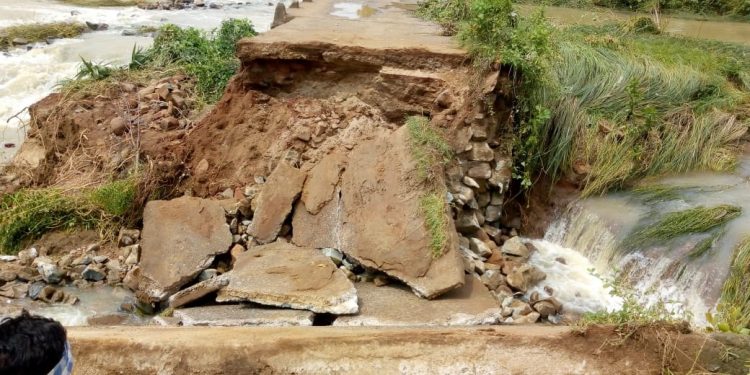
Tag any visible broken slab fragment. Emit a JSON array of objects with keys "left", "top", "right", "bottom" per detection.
[
  {"left": 168, "top": 276, "right": 229, "bottom": 309},
  {"left": 293, "top": 127, "right": 465, "bottom": 299},
  {"left": 138, "top": 196, "right": 232, "bottom": 301},
  {"left": 174, "top": 304, "right": 314, "bottom": 327},
  {"left": 334, "top": 276, "right": 501, "bottom": 326},
  {"left": 300, "top": 151, "right": 346, "bottom": 215},
  {"left": 216, "top": 241, "right": 357, "bottom": 314},
  {"left": 247, "top": 162, "right": 307, "bottom": 244}
]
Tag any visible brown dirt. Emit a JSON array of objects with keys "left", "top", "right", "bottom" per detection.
[{"left": 67, "top": 324, "right": 750, "bottom": 374}]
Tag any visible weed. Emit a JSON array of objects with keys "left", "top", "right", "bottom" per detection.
[
  {"left": 406, "top": 116, "right": 453, "bottom": 181},
  {"left": 627, "top": 205, "right": 741, "bottom": 248},
  {"left": 632, "top": 184, "right": 681, "bottom": 202},
  {"left": 0, "top": 22, "right": 86, "bottom": 49},
  {"left": 687, "top": 230, "right": 723, "bottom": 259},
  {"left": 75, "top": 58, "right": 113, "bottom": 80},
  {"left": 88, "top": 178, "right": 138, "bottom": 217},
  {"left": 707, "top": 237, "right": 750, "bottom": 334},
  {"left": 420, "top": 193, "right": 450, "bottom": 258}
]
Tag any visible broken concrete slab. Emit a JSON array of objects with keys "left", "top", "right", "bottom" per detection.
[
  {"left": 247, "top": 162, "right": 307, "bottom": 244},
  {"left": 138, "top": 196, "right": 232, "bottom": 301},
  {"left": 293, "top": 127, "right": 465, "bottom": 299},
  {"left": 174, "top": 304, "right": 314, "bottom": 327},
  {"left": 168, "top": 276, "right": 229, "bottom": 309},
  {"left": 334, "top": 276, "right": 502, "bottom": 326},
  {"left": 301, "top": 151, "right": 346, "bottom": 215},
  {"left": 216, "top": 241, "right": 357, "bottom": 314}
]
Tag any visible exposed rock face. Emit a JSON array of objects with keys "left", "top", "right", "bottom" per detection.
[
  {"left": 334, "top": 276, "right": 502, "bottom": 326},
  {"left": 293, "top": 127, "right": 465, "bottom": 299},
  {"left": 138, "top": 196, "right": 233, "bottom": 301},
  {"left": 300, "top": 151, "right": 346, "bottom": 215},
  {"left": 217, "top": 241, "right": 358, "bottom": 314},
  {"left": 246, "top": 162, "right": 306, "bottom": 244},
  {"left": 175, "top": 304, "right": 314, "bottom": 327}
]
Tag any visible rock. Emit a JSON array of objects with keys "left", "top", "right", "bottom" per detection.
[
  {"left": 87, "top": 313, "right": 129, "bottom": 326},
  {"left": 480, "top": 269, "right": 505, "bottom": 291},
  {"left": 11, "top": 37, "right": 29, "bottom": 45},
  {"left": 373, "top": 274, "right": 390, "bottom": 287},
  {"left": 168, "top": 276, "right": 229, "bottom": 309},
  {"left": 0, "top": 270, "right": 17, "bottom": 282},
  {"left": 501, "top": 237, "right": 531, "bottom": 260},
  {"left": 321, "top": 248, "right": 344, "bottom": 266},
  {"left": 485, "top": 205, "right": 502, "bottom": 223},
  {"left": 0, "top": 282, "right": 28, "bottom": 299},
  {"left": 470, "top": 125, "right": 488, "bottom": 141},
  {"left": 118, "top": 228, "right": 140, "bottom": 247},
  {"left": 467, "top": 142, "right": 494, "bottom": 162},
  {"left": 0, "top": 255, "right": 18, "bottom": 262},
  {"left": 37, "top": 261, "right": 64, "bottom": 284},
  {"left": 28, "top": 281, "right": 45, "bottom": 300},
  {"left": 217, "top": 241, "right": 357, "bottom": 314},
  {"left": 175, "top": 304, "right": 314, "bottom": 327},
  {"left": 506, "top": 264, "right": 546, "bottom": 293},
  {"left": 124, "top": 245, "right": 140, "bottom": 265},
  {"left": 292, "top": 127, "right": 465, "bottom": 299},
  {"left": 455, "top": 210, "right": 480, "bottom": 234},
  {"left": 85, "top": 21, "right": 109, "bottom": 31},
  {"left": 300, "top": 151, "right": 346, "bottom": 215},
  {"left": 435, "top": 90, "right": 453, "bottom": 108},
  {"left": 247, "top": 162, "right": 306, "bottom": 244},
  {"left": 82, "top": 264, "right": 106, "bottom": 281},
  {"left": 197, "top": 268, "right": 219, "bottom": 281},
  {"left": 110, "top": 117, "right": 127, "bottom": 135},
  {"left": 72, "top": 254, "right": 92, "bottom": 266},
  {"left": 514, "top": 311, "right": 541, "bottom": 324},
  {"left": 208, "top": 2, "right": 221, "bottom": 8},
  {"left": 466, "top": 162, "right": 492, "bottom": 180},
  {"left": 532, "top": 298, "right": 561, "bottom": 318},
  {"left": 17, "top": 247, "right": 38, "bottom": 265},
  {"left": 462, "top": 176, "right": 480, "bottom": 189},
  {"left": 93, "top": 255, "right": 108, "bottom": 264},
  {"left": 138, "top": 196, "right": 233, "bottom": 301},
  {"left": 469, "top": 238, "right": 492, "bottom": 258},
  {"left": 229, "top": 244, "right": 246, "bottom": 263},
  {"left": 334, "top": 276, "right": 501, "bottom": 326}
]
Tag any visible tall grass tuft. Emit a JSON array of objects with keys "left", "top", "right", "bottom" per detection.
[
  {"left": 708, "top": 237, "right": 750, "bottom": 334},
  {"left": 626, "top": 205, "right": 741, "bottom": 248}
]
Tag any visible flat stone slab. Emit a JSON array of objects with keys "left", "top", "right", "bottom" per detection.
[
  {"left": 174, "top": 304, "right": 314, "bottom": 327},
  {"left": 216, "top": 241, "right": 358, "bottom": 314},
  {"left": 138, "top": 196, "right": 232, "bottom": 301},
  {"left": 247, "top": 162, "right": 307, "bottom": 244},
  {"left": 293, "top": 127, "right": 465, "bottom": 299},
  {"left": 334, "top": 276, "right": 502, "bottom": 326},
  {"left": 168, "top": 276, "right": 229, "bottom": 309}
]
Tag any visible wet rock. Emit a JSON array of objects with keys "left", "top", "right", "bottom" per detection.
[
  {"left": 334, "top": 276, "right": 501, "bottom": 326},
  {"left": 532, "top": 298, "right": 562, "bottom": 318},
  {"left": 247, "top": 162, "right": 306, "bottom": 244},
  {"left": 37, "top": 261, "right": 64, "bottom": 284},
  {"left": 82, "top": 264, "right": 106, "bottom": 281},
  {"left": 506, "top": 264, "right": 546, "bottom": 293},
  {"left": 168, "top": 276, "right": 229, "bottom": 309},
  {"left": 175, "top": 304, "right": 314, "bottom": 327},
  {"left": 501, "top": 236, "right": 531, "bottom": 260},
  {"left": 217, "top": 241, "right": 357, "bottom": 314},
  {"left": 28, "top": 281, "right": 45, "bottom": 300},
  {"left": 85, "top": 21, "right": 109, "bottom": 31},
  {"left": 138, "top": 196, "right": 232, "bottom": 301},
  {"left": 480, "top": 269, "right": 505, "bottom": 291}
]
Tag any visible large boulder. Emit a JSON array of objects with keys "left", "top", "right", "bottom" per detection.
[
  {"left": 334, "top": 276, "right": 502, "bottom": 326},
  {"left": 216, "top": 241, "right": 358, "bottom": 314},
  {"left": 138, "top": 196, "right": 232, "bottom": 301},
  {"left": 293, "top": 127, "right": 465, "bottom": 299},
  {"left": 247, "top": 162, "right": 306, "bottom": 244}
]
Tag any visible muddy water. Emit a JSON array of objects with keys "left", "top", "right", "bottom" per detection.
[
  {"left": 0, "top": 0, "right": 281, "bottom": 164},
  {"left": 517, "top": 4, "right": 750, "bottom": 46},
  {"left": 534, "top": 155, "right": 750, "bottom": 326},
  {"left": 14, "top": 286, "right": 139, "bottom": 326}
]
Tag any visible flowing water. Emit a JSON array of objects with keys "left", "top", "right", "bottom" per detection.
[
  {"left": 11, "top": 286, "right": 139, "bottom": 326},
  {"left": 529, "top": 155, "right": 750, "bottom": 325},
  {"left": 0, "top": 0, "right": 282, "bottom": 164}
]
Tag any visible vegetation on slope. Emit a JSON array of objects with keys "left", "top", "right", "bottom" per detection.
[
  {"left": 516, "top": 0, "right": 750, "bottom": 20},
  {"left": 0, "top": 22, "right": 86, "bottom": 49},
  {"left": 406, "top": 116, "right": 454, "bottom": 258},
  {"left": 63, "top": 19, "right": 257, "bottom": 103},
  {"left": 418, "top": 0, "right": 750, "bottom": 196}
]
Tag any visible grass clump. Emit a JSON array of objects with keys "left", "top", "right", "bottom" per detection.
[
  {"left": 0, "top": 22, "right": 86, "bottom": 49},
  {"left": 406, "top": 116, "right": 453, "bottom": 180},
  {"left": 59, "top": 0, "right": 143, "bottom": 6},
  {"left": 631, "top": 184, "right": 681, "bottom": 202},
  {"left": 62, "top": 19, "right": 257, "bottom": 103},
  {"left": 0, "top": 178, "right": 140, "bottom": 254},
  {"left": 627, "top": 205, "right": 741, "bottom": 248},
  {"left": 406, "top": 116, "right": 453, "bottom": 258},
  {"left": 687, "top": 229, "right": 723, "bottom": 259},
  {"left": 420, "top": 193, "right": 450, "bottom": 258},
  {"left": 707, "top": 237, "right": 750, "bottom": 335}
]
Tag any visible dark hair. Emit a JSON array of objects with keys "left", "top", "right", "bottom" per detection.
[{"left": 0, "top": 310, "right": 67, "bottom": 375}]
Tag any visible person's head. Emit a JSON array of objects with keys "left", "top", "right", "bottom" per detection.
[{"left": 0, "top": 310, "right": 68, "bottom": 375}]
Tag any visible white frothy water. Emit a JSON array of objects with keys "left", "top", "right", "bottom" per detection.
[
  {"left": 11, "top": 286, "right": 136, "bottom": 326},
  {"left": 330, "top": 2, "right": 363, "bottom": 19},
  {"left": 0, "top": 0, "right": 281, "bottom": 163},
  {"left": 525, "top": 239, "right": 623, "bottom": 315}
]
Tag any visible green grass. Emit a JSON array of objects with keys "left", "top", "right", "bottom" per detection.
[
  {"left": 515, "top": 0, "right": 750, "bottom": 20},
  {"left": 631, "top": 184, "right": 681, "bottom": 202},
  {"left": 420, "top": 193, "right": 450, "bottom": 258},
  {"left": 406, "top": 116, "right": 454, "bottom": 180},
  {"left": 577, "top": 278, "right": 680, "bottom": 327},
  {"left": 0, "top": 178, "right": 139, "bottom": 254},
  {"left": 0, "top": 22, "right": 86, "bottom": 49},
  {"left": 707, "top": 237, "right": 750, "bottom": 334},
  {"left": 626, "top": 205, "right": 741, "bottom": 248},
  {"left": 62, "top": 19, "right": 257, "bottom": 103},
  {"left": 687, "top": 230, "right": 723, "bottom": 259}
]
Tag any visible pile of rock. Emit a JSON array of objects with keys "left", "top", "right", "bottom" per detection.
[
  {"left": 0, "top": 237, "right": 136, "bottom": 308},
  {"left": 137, "top": 0, "right": 226, "bottom": 10},
  {"left": 109, "top": 76, "right": 192, "bottom": 137}
]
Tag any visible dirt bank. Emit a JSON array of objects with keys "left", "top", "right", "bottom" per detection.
[{"left": 67, "top": 325, "right": 749, "bottom": 374}]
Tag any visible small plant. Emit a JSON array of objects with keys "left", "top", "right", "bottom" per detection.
[
  {"left": 74, "top": 58, "right": 113, "bottom": 80},
  {"left": 420, "top": 193, "right": 449, "bottom": 258},
  {"left": 406, "top": 116, "right": 453, "bottom": 181},
  {"left": 626, "top": 205, "right": 741, "bottom": 248},
  {"left": 129, "top": 45, "right": 148, "bottom": 70}
]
